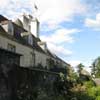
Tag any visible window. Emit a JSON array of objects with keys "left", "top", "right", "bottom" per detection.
[{"left": 7, "top": 44, "right": 16, "bottom": 52}]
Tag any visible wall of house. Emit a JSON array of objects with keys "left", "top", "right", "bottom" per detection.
[
  {"left": 0, "top": 35, "right": 34, "bottom": 67},
  {"left": 34, "top": 50, "right": 48, "bottom": 68},
  {"left": 0, "top": 33, "right": 52, "bottom": 68}
]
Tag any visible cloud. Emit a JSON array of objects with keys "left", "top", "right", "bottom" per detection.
[
  {"left": 0, "top": 0, "right": 87, "bottom": 29},
  {"left": 0, "top": 0, "right": 32, "bottom": 19},
  {"left": 41, "top": 28, "right": 80, "bottom": 45},
  {"left": 0, "top": 0, "right": 83, "bottom": 61},
  {"left": 47, "top": 43, "right": 72, "bottom": 56},
  {"left": 41, "top": 28, "right": 80, "bottom": 56},
  {"left": 85, "top": 13, "right": 100, "bottom": 30},
  {"left": 68, "top": 60, "right": 81, "bottom": 67},
  {"left": 0, "top": 0, "right": 10, "bottom": 8},
  {"left": 0, "top": 0, "right": 85, "bottom": 29},
  {"left": 32, "top": 0, "right": 87, "bottom": 27},
  {"left": 68, "top": 60, "right": 92, "bottom": 73}
]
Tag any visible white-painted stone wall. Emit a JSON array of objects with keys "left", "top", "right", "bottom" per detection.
[
  {"left": 0, "top": 33, "right": 68, "bottom": 69},
  {"left": 34, "top": 50, "right": 48, "bottom": 68},
  {"left": 0, "top": 34, "right": 34, "bottom": 67},
  {"left": 0, "top": 34, "right": 50, "bottom": 68}
]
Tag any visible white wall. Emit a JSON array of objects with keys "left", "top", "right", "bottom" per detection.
[
  {"left": 0, "top": 33, "right": 68, "bottom": 69},
  {"left": 34, "top": 50, "right": 48, "bottom": 68},
  {"left": 0, "top": 35, "right": 34, "bottom": 67},
  {"left": 0, "top": 34, "right": 50, "bottom": 68}
]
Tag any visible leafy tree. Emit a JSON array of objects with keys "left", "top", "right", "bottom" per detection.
[
  {"left": 66, "top": 66, "right": 78, "bottom": 81},
  {"left": 96, "top": 96, "right": 100, "bottom": 100},
  {"left": 91, "top": 57, "right": 100, "bottom": 78},
  {"left": 77, "top": 63, "right": 85, "bottom": 75}
]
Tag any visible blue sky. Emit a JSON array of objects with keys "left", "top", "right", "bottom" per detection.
[{"left": 0, "top": 0, "right": 100, "bottom": 70}]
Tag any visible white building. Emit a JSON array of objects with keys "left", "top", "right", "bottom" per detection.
[{"left": 0, "top": 14, "right": 70, "bottom": 73}]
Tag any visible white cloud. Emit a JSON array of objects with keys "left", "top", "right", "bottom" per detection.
[
  {"left": 0, "top": 0, "right": 87, "bottom": 29},
  {"left": 0, "top": 0, "right": 87, "bottom": 23},
  {"left": 0, "top": 0, "right": 32, "bottom": 19},
  {"left": 41, "top": 28, "right": 80, "bottom": 56},
  {"left": 0, "top": 0, "right": 84, "bottom": 62},
  {"left": 85, "top": 13, "right": 100, "bottom": 30},
  {"left": 47, "top": 42, "right": 72, "bottom": 56},
  {"left": 68, "top": 60, "right": 92, "bottom": 73},
  {"left": 41, "top": 28, "right": 80, "bottom": 45},
  {"left": 32, "top": 0, "right": 87, "bottom": 27},
  {"left": 68, "top": 60, "right": 81, "bottom": 67},
  {"left": 0, "top": 0, "right": 10, "bottom": 8}
]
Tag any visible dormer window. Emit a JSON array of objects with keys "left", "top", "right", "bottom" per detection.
[
  {"left": 28, "top": 35, "right": 33, "bottom": 45},
  {"left": 1, "top": 20, "right": 14, "bottom": 36},
  {"left": 8, "top": 20, "right": 14, "bottom": 35}
]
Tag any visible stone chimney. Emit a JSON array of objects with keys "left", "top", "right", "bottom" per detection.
[
  {"left": 19, "top": 14, "right": 31, "bottom": 32},
  {"left": 19, "top": 13, "right": 40, "bottom": 38},
  {"left": 31, "top": 18, "right": 40, "bottom": 38}
]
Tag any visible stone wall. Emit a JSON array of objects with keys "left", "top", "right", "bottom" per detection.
[{"left": 0, "top": 64, "right": 59, "bottom": 100}]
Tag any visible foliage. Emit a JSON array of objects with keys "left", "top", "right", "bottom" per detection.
[
  {"left": 77, "top": 63, "right": 85, "bottom": 75},
  {"left": 87, "top": 87, "right": 97, "bottom": 99},
  {"left": 84, "top": 81, "right": 95, "bottom": 88},
  {"left": 96, "top": 96, "right": 100, "bottom": 100},
  {"left": 91, "top": 57, "right": 100, "bottom": 78},
  {"left": 67, "top": 66, "right": 78, "bottom": 82}
]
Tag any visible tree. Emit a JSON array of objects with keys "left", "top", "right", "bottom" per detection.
[
  {"left": 77, "top": 63, "right": 85, "bottom": 75},
  {"left": 91, "top": 57, "right": 100, "bottom": 78},
  {"left": 66, "top": 66, "right": 78, "bottom": 82}
]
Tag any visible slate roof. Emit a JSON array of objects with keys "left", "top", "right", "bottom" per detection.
[
  {"left": 0, "top": 25, "right": 7, "bottom": 33},
  {"left": 46, "top": 49, "right": 55, "bottom": 58},
  {"left": 0, "top": 24, "right": 45, "bottom": 54},
  {"left": 46, "top": 49, "right": 69, "bottom": 66},
  {"left": 15, "top": 18, "right": 24, "bottom": 28},
  {"left": 0, "top": 15, "right": 8, "bottom": 22},
  {"left": 0, "top": 25, "right": 45, "bottom": 54}
]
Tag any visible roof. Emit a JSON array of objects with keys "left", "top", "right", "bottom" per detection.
[
  {"left": 0, "top": 15, "right": 8, "bottom": 22},
  {"left": 14, "top": 18, "right": 24, "bottom": 28},
  {"left": 46, "top": 49, "right": 70, "bottom": 66},
  {"left": 0, "top": 24, "right": 45, "bottom": 54},
  {"left": 46, "top": 49, "right": 55, "bottom": 58},
  {"left": 23, "top": 34, "right": 45, "bottom": 54},
  {"left": 0, "top": 25, "right": 7, "bottom": 33}
]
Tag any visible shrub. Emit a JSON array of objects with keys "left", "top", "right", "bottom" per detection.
[
  {"left": 84, "top": 81, "right": 95, "bottom": 88},
  {"left": 87, "top": 87, "right": 97, "bottom": 98},
  {"left": 96, "top": 96, "right": 100, "bottom": 100},
  {"left": 96, "top": 86, "right": 100, "bottom": 96}
]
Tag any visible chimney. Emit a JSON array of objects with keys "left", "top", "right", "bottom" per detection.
[
  {"left": 18, "top": 13, "right": 40, "bottom": 38},
  {"left": 19, "top": 13, "right": 31, "bottom": 33},
  {"left": 31, "top": 18, "right": 40, "bottom": 38},
  {"left": 8, "top": 20, "right": 14, "bottom": 35}
]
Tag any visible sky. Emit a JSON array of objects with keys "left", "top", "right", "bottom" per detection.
[{"left": 0, "top": 0, "right": 100, "bottom": 71}]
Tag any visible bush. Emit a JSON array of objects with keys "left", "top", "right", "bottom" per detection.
[
  {"left": 84, "top": 81, "right": 95, "bottom": 88},
  {"left": 96, "top": 86, "right": 100, "bottom": 96},
  {"left": 96, "top": 96, "right": 100, "bottom": 100},
  {"left": 87, "top": 87, "right": 97, "bottom": 98}
]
